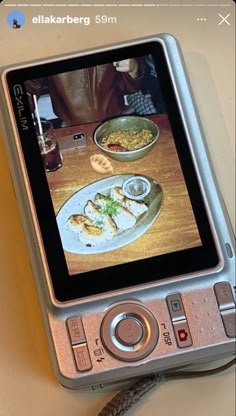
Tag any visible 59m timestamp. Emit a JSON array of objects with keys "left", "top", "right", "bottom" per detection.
[{"left": 95, "top": 15, "right": 117, "bottom": 24}]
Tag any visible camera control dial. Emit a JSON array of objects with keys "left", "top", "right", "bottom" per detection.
[{"left": 101, "top": 303, "right": 158, "bottom": 362}]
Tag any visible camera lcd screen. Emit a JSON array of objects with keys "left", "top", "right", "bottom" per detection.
[{"left": 6, "top": 41, "right": 219, "bottom": 301}]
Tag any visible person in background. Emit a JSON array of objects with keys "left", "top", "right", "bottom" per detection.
[
  {"left": 25, "top": 59, "right": 144, "bottom": 126},
  {"left": 126, "top": 55, "right": 165, "bottom": 115}
]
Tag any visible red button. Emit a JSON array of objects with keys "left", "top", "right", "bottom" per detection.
[
  {"left": 177, "top": 329, "right": 188, "bottom": 342},
  {"left": 173, "top": 320, "right": 192, "bottom": 348}
]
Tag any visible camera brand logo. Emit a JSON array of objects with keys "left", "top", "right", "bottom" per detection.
[{"left": 13, "top": 85, "right": 29, "bottom": 131}]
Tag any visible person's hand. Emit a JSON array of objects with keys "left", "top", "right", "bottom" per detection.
[{"left": 113, "top": 59, "right": 139, "bottom": 79}]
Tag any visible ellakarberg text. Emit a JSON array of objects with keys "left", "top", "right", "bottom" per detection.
[{"left": 32, "top": 16, "right": 90, "bottom": 25}]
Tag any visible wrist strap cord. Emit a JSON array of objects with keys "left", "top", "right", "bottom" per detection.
[{"left": 98, "top": 358, "right": 236, "bottom": 416}]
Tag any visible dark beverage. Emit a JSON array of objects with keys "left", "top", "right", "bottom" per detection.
[
  {"left": 36, "top": 120, "right": 63, "bottom": 172},
  {"left": 40, "top": 140, "right": 62, "bottom": 172}
]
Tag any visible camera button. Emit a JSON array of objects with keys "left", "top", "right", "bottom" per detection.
[
  {"left": 101, "top": 303, "right": 158, "bottom": 362},
  {"left": 67, "top": 316, "right": 86, "bottom": 345},
  {"left": 214, "top": 282, "right": 235, "bottom": 311},
  {"left": 73, "top": 343, "right": 92, "bottom": 372},
  {"left": 173, "top": 320, "right": 192, "bottom": 348},
  {"left": 166, "top": 293, "right": 186, "bottom": 321},
  {"left": 221, "top": 309, "right": 236, "bottom": 338},
  {"left": 115, "top": 317, "right": 143, "bottom": 346}
]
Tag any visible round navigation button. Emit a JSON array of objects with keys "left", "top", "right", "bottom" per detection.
[
  {"left": 115, "top": 318, "right": 143, "bottom": 346},
  {"left": 101, "top": 303, "right": 159, "bottom": 362}
]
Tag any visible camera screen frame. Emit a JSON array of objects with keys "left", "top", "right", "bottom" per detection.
[{"left": 5, "top": 40, "right": 219, "bottom": 302}]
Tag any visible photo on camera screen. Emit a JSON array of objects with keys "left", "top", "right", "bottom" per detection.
[{"left": 25, "top": 55, "right": 202, "bottom": 276}]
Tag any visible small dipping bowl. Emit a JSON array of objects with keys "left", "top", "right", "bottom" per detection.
[{"left": 122, "top": 176, "right": 151, "bottom": 200}]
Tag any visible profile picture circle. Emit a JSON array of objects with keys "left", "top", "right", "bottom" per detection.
[{"left": 7, "top": 10, "right": 25, "bottom": 29}]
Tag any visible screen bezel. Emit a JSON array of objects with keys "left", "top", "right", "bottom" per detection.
[{"left": 6, "top": 40, "right": 219, "bottom": 302}]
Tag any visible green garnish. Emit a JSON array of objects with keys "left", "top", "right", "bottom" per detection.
[
  {"left": 99, "top": 197, "right": 121, "bottom": 216},
  {"left": 94, "top": 220, "right": 103, "bottom": 228}
]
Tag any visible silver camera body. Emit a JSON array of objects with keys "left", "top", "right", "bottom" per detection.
[{"left": 0, "top": 34, "right": 235, "bottom": 390}]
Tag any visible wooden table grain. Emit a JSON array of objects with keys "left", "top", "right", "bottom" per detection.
[{"left": 46, "top": 114, "right": 201, "bottom": 275}]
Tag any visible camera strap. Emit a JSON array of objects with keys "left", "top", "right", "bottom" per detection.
[{"left": 98, "top": 358, "right": 236, "bottom": 416}]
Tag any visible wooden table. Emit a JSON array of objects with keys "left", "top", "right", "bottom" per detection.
[{"left": 47, "top": 114, "right": 201, "bottom": 275}]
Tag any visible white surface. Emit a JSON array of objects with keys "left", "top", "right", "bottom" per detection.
[{"left": 0, "top": 2, "right": 235, "bottom": 416}]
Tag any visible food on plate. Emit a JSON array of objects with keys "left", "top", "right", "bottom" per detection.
[
  {"left": 125, "top": 198, "right": 148, "bottom": 216},
  {"left": 67, "top": 184, "right": 149, "bottom": 246},
  {"left": 112, "top": 205, "right": 136, "bottom": 230},
  {"left": 90, "top": 154, "right": 114, "bottom": 174},
  {"left": 85, "top": 200, "right": 105, "bottom": 222},
  {"left": 94, "top": 192, "right": 136, "bottom": 230},
  {"left": 110, "top": 186, "right": 124, "bottom": 202},
  {"left": 95, "top": 193, "right": 122, "bottom": 216},
  {"left": 100, "top": 129, "right": 153, "bottom": 152},
  {"left": 67, "top": 214, "right": 93, "bottom": 232},
  {"left": 110, "top": 186, "right": 148, "bottom": 216},
  {"left": 67, "top": 214, "right": 114, "bottom": 245},
  {"left": 84, "top": 200, "right": 117, "bottom": 237}
]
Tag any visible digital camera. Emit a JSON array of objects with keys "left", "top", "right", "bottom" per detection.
[{"left": 0, "top": 34, "right": 235, "bottom": 390}]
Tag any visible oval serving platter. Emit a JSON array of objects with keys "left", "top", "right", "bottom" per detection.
[{"left": 56, "top": 174, "right": 163, "bottom": 254}]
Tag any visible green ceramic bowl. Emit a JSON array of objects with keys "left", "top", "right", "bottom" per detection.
[{"left": 93, "top": 116, "right": 159, "bottom": 162}]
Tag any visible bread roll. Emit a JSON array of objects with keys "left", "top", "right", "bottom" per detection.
[{"left": 90, "top": 154, "right": 114, "bottom": 174}]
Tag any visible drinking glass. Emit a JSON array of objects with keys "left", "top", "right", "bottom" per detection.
[{"left": 35, "top": 120, "right": 63, "bottom": 172}]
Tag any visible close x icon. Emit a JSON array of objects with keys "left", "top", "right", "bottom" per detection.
[{"left": 218, "top": 13, "right": 231, "bottom": 26}]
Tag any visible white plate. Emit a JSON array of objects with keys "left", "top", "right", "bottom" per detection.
[{"left": 56, "top": 174, "right": 163, "bottom": 254}]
